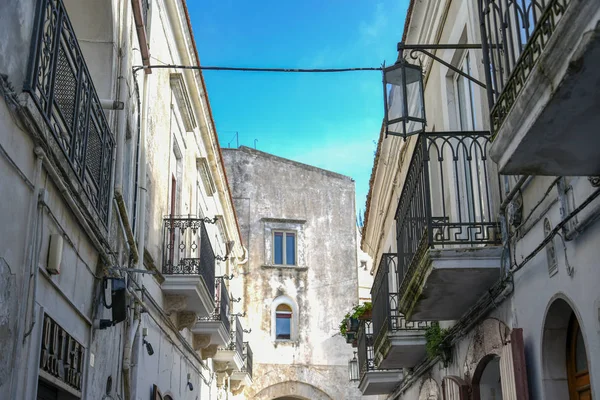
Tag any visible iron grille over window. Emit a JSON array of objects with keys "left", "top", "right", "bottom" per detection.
[
  {"left": 243, "top": 342, "right": 253, "bottom": 379},
  {"left": 357, "top": 320, "right": 375, "bottom": 380},
  {"left": 162, "top": 217, "right": 216, "bottom": 299},
  {"left": 24, "top": 0, "right": 115, "bottom": 225},
  {"left": 215, "top": 277, "right": 231, "bottom": 334},
  {"left": 234, "top": 316, "right": 244, "bottom": 361}
]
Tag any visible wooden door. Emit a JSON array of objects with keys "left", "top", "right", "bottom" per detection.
[
  {"left": 567, "top": 315, "right": 592, "bottom": 400},
  {"left": 37, "top": 381, "right": 58, "bottom": 400}
]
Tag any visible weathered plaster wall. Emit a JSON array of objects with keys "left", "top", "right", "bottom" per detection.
[
  {"left": 0, "top": 0, "right": 240, "bottom": 398},
  {"left": 223, "top": 147, "right": 362, "bottom": 399}
]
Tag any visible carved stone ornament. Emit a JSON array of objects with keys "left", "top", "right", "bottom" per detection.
[
  {"left": 463, "top": 318, "right": 509, "bottom": 380},
  {"left": 193, "top": 334, "right": 212, "bottom": 350},
  {"left": 177, "top": 311, "right": 197, "bottom": 331},
  {"left": 164, "top": 295, "right": 187, "bottom": 314},
  {"left": 418, "top": 377, "right": 441, "bottom": 400},
  {"left": 201, "top": 344, "right": 219, "bottom": 360},
  {"left": 230, "top": 379, "right": 244, "bottom": 392}
]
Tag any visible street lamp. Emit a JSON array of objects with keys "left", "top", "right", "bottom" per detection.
[
  {"left": 348, "top": 352, "right": 359, "bottom": 382},
  {"left": 383, "top": 59, "right": 426, "bottom": 138}
]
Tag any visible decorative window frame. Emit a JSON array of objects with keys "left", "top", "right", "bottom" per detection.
[
  {"left": 262, "top": 218, "right": 306, "bottom": 268},
  {"left": 271, "top": 295, "right": 299, "bottom": 342},
  {"left": 196, "top": 157, "right": 216, "bottom": 196},
  {"left": 170, "top": 73, "right": 197, "bottom": 132}
]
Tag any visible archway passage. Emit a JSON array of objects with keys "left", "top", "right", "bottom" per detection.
[
  {"left": 478, "top": 356, "right": 503, "bottom": 400},
  {"left": 567, "top": 315, "right": 591, "bottom": 400},
  {"left": 542, "top": 298, "right": 593, "bottom": 400},
  {"left": 472, "top": 354, "right": 503, "bottom": 400},
  {"left": 273, "top": 397, "right": 309, "bottom": 400},
  {"left": 254, "top": 381, "right": 333, "bottom": 400}
]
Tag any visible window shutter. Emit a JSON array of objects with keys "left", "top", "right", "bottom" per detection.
[
  {"left": 442, "top": 376, "right": 469, "bottom": 400},
  {"left": 500, "top": 328, "right": 529, "bottom": 400}
]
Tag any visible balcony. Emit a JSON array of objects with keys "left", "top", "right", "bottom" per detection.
[
  {"left": 24, "top": 0, "right": 115, "bottom": 226},
  {"left": 231, "top": 342, "right": 253, "bottom": 389},
  {"left": 161, "top": 217, "right": 216, "bottom": 317},
  {"left": 213, "top": 316, "right": 245, "bottom": 370},
  {"left": 393, "top": 134, "right": 502, "bottom": 321},
  {"left": 480, "top": 0, "right": 600, "bottom": 175},
  {"left": 372, "top": 254, "right": 431, "bottom": 369},
  {"left": 357, "top": 320, "right": 403, "bottom": 395},
  {"left": 191, "top": 277, "right": 231, "bottom": 357}
]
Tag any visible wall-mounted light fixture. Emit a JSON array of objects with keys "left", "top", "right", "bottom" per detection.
[
  {"left": 383, "top": 43, "right": 490, "bottom": 139},
  {"left": 142, "top": 327, "right": 154, "bottom": 356},
  {"left": 348, "top": 352, "right": 359, "bottom": 382},
  {"left": 383, "top": 59, "right": 426, "bottom": 138},
  {"left": 187, "top": 373, "right": 194, "bottom": 391}
]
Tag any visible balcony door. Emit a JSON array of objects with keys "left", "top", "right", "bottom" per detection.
[{"left": 567, "top": 316, "right": 591, "bottom": 400}]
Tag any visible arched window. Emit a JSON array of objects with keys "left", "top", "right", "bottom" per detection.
[
  {"left": 271, "top": 296, "right": 298, "bottom": 341},
  {"left": 275, "top": 304, "right": 292, "bottom": 340}
]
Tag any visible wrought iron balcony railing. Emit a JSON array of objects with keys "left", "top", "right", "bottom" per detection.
[
  {"left": 235, "top": 316, "right": 244, "bottom": 361},
  {"left": 25, "top": 0, "right": 115, "bottom": 225},
  {"left": 372, "top": 254, "right": 432, "bottom": 351},
  {"left": 243, "top": 342, "right": 253, "bottom": 379},
  {"left": 162, "top": 216, "right": 216, "bottom": 299},
  {"left": 479, "top": 0, "right": 572, "bottom": 136},
  {"left": 395, "top": 133, "right": 500, "bottom": 284},
  {"left": 198, "top": 277, "right": 231, "bottom": 333},
  {"left": 357, "top": 320, "right": 375, "bottom": 380}
]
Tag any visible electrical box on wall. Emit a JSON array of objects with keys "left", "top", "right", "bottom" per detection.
[{"left": 47, "top": 234, "right": 63, "bottom": 275}]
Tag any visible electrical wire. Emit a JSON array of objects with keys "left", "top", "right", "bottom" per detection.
[
  {"left": 513, "top": 177, "right": 561, "bottom": 236},
  {"left": 133, "top": 64, "right": 383, "bottom": 74},
  {"left": 512, "top": 187, "right": 600, "bottom": 274}
]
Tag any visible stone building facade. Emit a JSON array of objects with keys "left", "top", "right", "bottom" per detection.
[
  {"left": 359, "top": 0, "right": 600, "bottom": 399},
  {"left": 0, "top": 0, "right": 251, "bottom": 399},
  {"left": 223, "top": 147, "right": 364, "bottom": 400}
]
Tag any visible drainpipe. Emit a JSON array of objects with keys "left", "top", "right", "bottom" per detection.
[
  {"left": 10, "top": 147, "right": 43, "bottom": 400},
  {"left": 23, "top": 148, "right": 44, "bottom": 338},
  {"left": 114, "top": 0, "right": 131, "bottom": 193},
  {"left": 122, "top": 303, "right": 140, "bottom": 400},
  {"left": 129, "top": 67, "right": 149, "bottom": 400}
]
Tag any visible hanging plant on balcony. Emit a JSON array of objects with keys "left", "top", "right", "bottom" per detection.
[
  {"left": 353, "top": 302, "right": 372, "bottom": 320},
  {"left": 425, "top": 322, "right": 452, "bottom": 365},
  {"left": 339, "top": 302, "right": 372, "bottom": 338}
]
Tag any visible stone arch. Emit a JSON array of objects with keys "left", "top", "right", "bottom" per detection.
[
  {"left": 541, "top": 295, "right": 592, "bottom": 400},
  {"left": 271, "top": 295, "right": 299, "bottom": 341},
  {"left": 254, "top": 381, "right": 333, "bottom": 400},
  {"left": 471, "top": 354, "right": 502, "bottom": 400},
  {"left": 463, "top": 318, "right": 510, "bottom": 380},
  {"left": 418, "top": 377, "right": 441, "bottom": 400}
]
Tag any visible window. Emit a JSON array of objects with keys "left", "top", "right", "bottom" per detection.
[
  {"left": 271, "top": 296, "right": 298, "bottom": 341},
  {"left": 197, "top": 157, "right": 216, "bottom": 196},
  {"left": 275, "top": 304, "right": 292, "bottom": 340},
  {"left": 273, "top": 231, "right": 296, "bottom": 265}
]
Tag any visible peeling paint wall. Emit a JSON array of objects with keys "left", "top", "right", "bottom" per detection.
[{"left": 223, "top": 147, "right": 363, "bottom": 399}]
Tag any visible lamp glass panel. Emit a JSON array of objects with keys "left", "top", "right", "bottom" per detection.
[
  {"left": 386, "top": 79, "right": 405, "bottom": 121},
  {"left": 348, "top": 358, "right": 359, "bottom": 381}
]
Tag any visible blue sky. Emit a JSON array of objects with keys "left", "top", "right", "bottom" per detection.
[{"left": 188, "top": 1, "right": 408, "bottom": 216}]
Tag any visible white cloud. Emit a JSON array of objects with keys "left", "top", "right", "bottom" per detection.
[{"left": 359, "top": 3, "right": 388, "bottom": 43}]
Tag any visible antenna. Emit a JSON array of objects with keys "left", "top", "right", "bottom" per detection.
[{"left": 224, "top": 131, "right": 239, "bottom": 148}]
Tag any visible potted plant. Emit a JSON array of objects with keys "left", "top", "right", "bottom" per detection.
[{"left": 339, "top": 302, "right": 373, "bottom": 341}]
